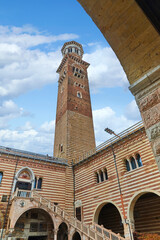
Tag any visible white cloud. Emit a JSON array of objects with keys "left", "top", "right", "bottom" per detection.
[
  {"left": 0, "top": 103, "right": 141, "bottom": 155},
  {"left": 84, "top": 46, "right": 128, "bottom": 91},
  {"left": 125, "top": 100, "right": 141, "bottom": 121},
  {"left": 40, "top": 120, "right": 55, "bottom": 133},
  {"left": 0, "top": 120, "right": 55, "bottom": 155},
  {"left": 0, "top": 25, "right": 137, "bottom": 155},
  {"left": 0, "top": 100, "right": 26, "bottom": 129},
  {"left": 93, "top": 105, "right": 139, "bottom": 146},
  {"left": 0, "top": 25, "right": 78, "bottom": 48},
  {"left": 0, "top": 25, "right": 78, "bottom": 99},
  {"left": 0, "top": 47, "right": 61, "bottom": 98},
  {"left": 0, "top": 100, "right": 23, "bottom": 116},
  {"left": 0, "top": 25, "right": 128, "bottom": 101}
]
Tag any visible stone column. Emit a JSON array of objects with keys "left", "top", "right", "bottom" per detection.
[
  {"left": 133, "top": 155, "right": 139, "bottom": 169},
  {"left": 98, "top": 171, "right": 101, "bottom": 183},
  {"left": 127, "top": 158, "right": 132, "bottom": 171},
  {"left": 54, "top": 229, "right": 58, "bottom": 240},
  {"left": 102, "top": 169, "right": 106, "bottom": 181},
  {"left": 129, "top": 66, "right": 160, "bottom": 171},
  {"left": 123, "top": 219, "right": 135, "bottom": 240}
]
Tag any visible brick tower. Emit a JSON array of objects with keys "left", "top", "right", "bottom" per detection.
[{"left": 54, "top": 41, "right": 95, "bottom": 162}]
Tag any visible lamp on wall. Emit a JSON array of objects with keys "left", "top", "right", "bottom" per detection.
[{"left": 104, "top": 127, "right": 133, "bottom": 240}]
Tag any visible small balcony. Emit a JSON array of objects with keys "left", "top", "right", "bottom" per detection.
[{"left": 12, "top": 188, "right": 33, "bottom": 199}]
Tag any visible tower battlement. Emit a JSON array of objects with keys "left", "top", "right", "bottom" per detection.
[{"left": 61, "top": 41, "right": 84, "bottom": 58}]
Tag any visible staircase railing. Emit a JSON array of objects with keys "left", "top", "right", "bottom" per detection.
[
  {"left": 12, "top": 190, "right": 125, "bottom": 240},
  {"left": 92, "top": 222, "right": 124, "bottom": 240},
  {"left": 31, "top": 191, "right": 125, "bottom": 240}
]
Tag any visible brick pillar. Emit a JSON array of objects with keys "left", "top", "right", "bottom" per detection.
[{"left": 129, "top": 66, "right": 160, "bottom": 171}]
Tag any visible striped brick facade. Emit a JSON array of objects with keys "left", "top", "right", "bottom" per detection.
[
  {"left": 1, "top": 125, "right": 160, "bottom": 239},
  {"left": 73, "top": 125, "right": 160, "bottom": 236},
  {"left": 0, "top": 149, "right": 68, "bottom": 233}
]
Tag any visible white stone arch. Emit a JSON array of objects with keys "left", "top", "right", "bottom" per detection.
[
  {"left": 93, "top": 200, "right": 124, "bottom": 224},
  {"left": 57, "top": 221, "right": 69, "bottom": 240},
  {"left": 57, "top": 220, "right": 70, "bottom": 231},
  {"left": 11, "top": 205, "right": 55, "bottom": 230},
  {"left": 71, "top": 229, "right": 82, "bottom": 240},
  {"left": 127, "top": 189, "right": 160, "bottom": 224},
  {"left": 12, "top": 166, "right": 35, "bottom": 194}
]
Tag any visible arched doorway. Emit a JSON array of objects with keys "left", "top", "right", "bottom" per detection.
[
  {"left": 133, "top": 193, "right": 160, "bottom": 234},
  {"left": 96, "top": 203, "right": 124, "bottom": 236},
  {"left": 72, "top": 231, "right": 81, "bottom": 240},
  {"left": 57, "top": 222, "right": 68, "bottom": 240},
  {"left": 13, "top": 208, "right": 54, "bottom": 240}
]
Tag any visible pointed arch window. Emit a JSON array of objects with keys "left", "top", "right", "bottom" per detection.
[
  {"left": 125, "top": 154, "right": 143, "bottom": 172},
  {"left": 136, "top": 154, "right": 143, "bottom": 167},
  {"left": 77, "top": 91, "right": 82, "bottom": 98},
  {"left": 100, "top": 170, "right": 104, "bottom": 182},
  {"left": 125, "top": 160, "right": 130, "bottom": 171},
  {"left": 37, "top": 178, "right": 42, "bottom": 189},
  {"left": 131, "top": 157, "right": 136, "bottom": 170},
  {"left": 34, "top": 177, "right": 37, "bottom": 189},
  {"left": 12, "top": 167, "right": 35, "bottom": 194},
  {"left": 104, "top": 168, "right": 108, "bottom": 180},
  {"left": 95, "top": 172, "right": 99, "bottom": 183},
  {"left": 0, "top": 172, "right": 3, "bottom": 184}
]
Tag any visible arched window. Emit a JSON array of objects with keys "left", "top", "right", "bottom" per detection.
[
  {"left": 96, "top": 172, "right": 99, "bottom": 183},
  {"left": 125, "top": 160, "right": 130, "bottom": 171},
  {"left": 37, "top": 178, "right": 42, "bottom": 189},
  {"left": 75, "top": 48, "right": 79, "bottom": 54},
  {"left": 104, "top": 168, "right": 108, "bottom": 180},
  {"left": 12, "top": 167, "right": 35, "bottom": 194},
  {"left": 77, "top": 91, "right": 82, "bottom": 98},
  {"left": 136, "top": 154, "right": 143, "bottom": 167},
  {"left": 68, "top": 48, "right": 72, "bottom": 53},
  {"left": 34, "top": 177, "right": 37, "bottom": 189},
  {"left": 130, "top": 157, "right": 137, "bottom": 170},
  {"left": 100, "top": 170, "right": 104, "bottom": 182},
  {"left": 0, "top": 172, "right": 3, "bottom": 184}
]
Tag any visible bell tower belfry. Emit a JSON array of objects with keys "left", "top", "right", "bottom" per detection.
[{"left": 54, "top": 41, "right": 95, "bottom": 162}]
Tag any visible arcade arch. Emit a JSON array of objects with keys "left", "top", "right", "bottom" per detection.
[
  {"left": 72, "top": 231, "right": 81, "bottom": 240},
  {"left": 94, "top": 201, "right": 124, "bottom": 236},
  {"left": 13, "top": 208, "right": 54, "bottom": 240},
  {"left": 128, "top": 190, "right": 160, "bottom": 234},
  {"left": 57, "top": 222, "right": 68, "bottom": 240}
]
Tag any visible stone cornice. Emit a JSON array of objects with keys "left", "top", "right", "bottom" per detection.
[
  {"left": 129, "top": 65, "right": 160, "bottom": 96},
  {"left": 56, "top": 54, "right": 90, "bottom": 73},
  {"left": 61, "top": 41, "right": 84, "bottom": 55}
]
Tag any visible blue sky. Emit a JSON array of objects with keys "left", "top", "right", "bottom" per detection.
[{"left": 0, "top": 0, "right": 141, "bottom": 155}]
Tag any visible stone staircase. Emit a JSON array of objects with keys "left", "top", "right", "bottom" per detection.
[
  {"left": 8, "top": 189, "right": 125, "bottom": 240},
  {"left": 30, "top": 190, "right": 125, "bottom": 240}
]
